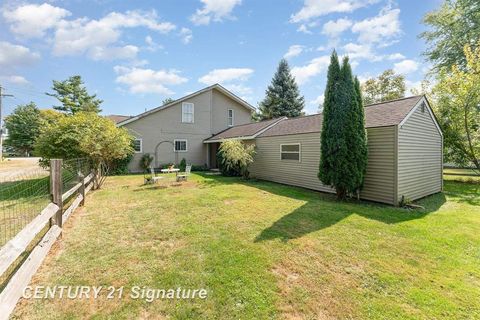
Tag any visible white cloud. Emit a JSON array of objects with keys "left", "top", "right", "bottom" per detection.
[
  {"left": 284, "top": 45, "right": 305, "bottom": 59},
  {"left": 180, "top": 28, "right": 193, "bottom": 44},
  {"left": 290, "top": 0, "right": 379, "bottom": 23},
  {"left": 342, "top": 42, "right": 380, "bottom": 61},
  {"left": 297, "top": 24, "right": 312, "bottom": 34},
  {"left": 387, "top": 53, "right": 406, "bottom": 60},
  {"left": 198, "top": 68, "right": 253, "bottom": 85},
  {"left": 352, "top": 7, "right": 401, "bottom": 44},
  {"left": 1, "top": 75, "right": 29, "bottom": 85},
  {"left": 311, "top": 94, "right": 324, "bottom": 106},
  {"left": 0, "top": 41, "right": 40, "bottom": 67},
  {"left": 53, "top": 10, "right": 176, "bottom": 59},
  {"left": 393, "top": 59, "right": 419, "bottom": 74},
  {"left": 321, "top": 18, "right": 352, "bottom": 37},
  {"left": 291, "top": 55, "right": 330, "bottom": 85},
  {"left": 3, "top": 4, "right": 178, "bottom": 61},
  {"left": 2, "top": 3, "right": 71, "bottom": 38},
  {"left": 145, "top": 35, "right": 163, "bottom": 51},
  {"left": 114, "top": 66, "right": 188, "bottom": 95},
  {"left": 190, "top": 0, "right": 242, "bottom": 25},
  {"left": 88, "top": 45, "right": 139, "bottom": 61}
]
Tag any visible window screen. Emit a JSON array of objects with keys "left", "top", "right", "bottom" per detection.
[
  {"left": 133, "top": 139, "right": 142, "bottom": 153},
  {"left": 280, "top": 144, "right": 300, "bottom": 161},
  {"left": 182, "top": 103, "right": 194, "bottom": 123}
]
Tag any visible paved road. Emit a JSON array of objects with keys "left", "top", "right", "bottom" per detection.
[{"left": 0, "top": 157, "right": 45, "bottom": 181}]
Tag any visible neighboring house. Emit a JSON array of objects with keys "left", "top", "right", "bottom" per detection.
[
  {"left": 117, "top": 84, "right": 254, "bottom": 172},
  {"left": 205, "top": 95, "right": 443, "bottom": 206},
  {"left": 107, "top": 115, "right": 132, "bottom": 124}
]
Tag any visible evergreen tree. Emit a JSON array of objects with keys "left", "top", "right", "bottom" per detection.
[
  {"left": 318, "top": 53, "right": 367, "bottom": 200},
  {"left": 258, "top": 59, "right": 305, "bottom": 119},
  {"left": 47, "top": 75, "right": 102, "bottom": 114}
]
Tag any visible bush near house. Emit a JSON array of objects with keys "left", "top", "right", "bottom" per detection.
[{"left": 217, "top": 140, "right": 255, "bottom": 178}]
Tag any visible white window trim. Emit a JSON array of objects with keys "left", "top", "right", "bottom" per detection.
[
  {"left": 228, "top": 109, "right": 234, "bottom": 127},
  {"left": 133, "top": 138, "right": 143, "bottom": 153},
  {"left": 182, "top": 102, "right": 194, "bottom": 123},
  {"left": 174, "top": 139, "right": 188, "bottom": 152},
  {"left": 280, "top": 143, "right": 301, "bottom": 162}
]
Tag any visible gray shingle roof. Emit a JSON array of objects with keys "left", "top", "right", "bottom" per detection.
[
  {"left": 205, "top": 117, "right": 285, "bottom": 141},
  {"left": 205, "top": 95, "right": 424, "bottom": 141},
  {"left": 106, "top": 115, "right": 131, "bottom": 124},
  {"left": 259, "top": 95, "right": 423, "bottom": 137}
]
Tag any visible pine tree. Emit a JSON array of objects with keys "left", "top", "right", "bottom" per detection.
[
  {"left": 258, "top": 59, "right": 305, "bottom": 120},
  {"left": 318, "top": 53, "right": 368, "bottom": 200}
]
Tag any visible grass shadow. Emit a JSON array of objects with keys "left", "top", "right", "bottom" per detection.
[{"left": 195, "top": 173, "right": 447, "bottom": 242}]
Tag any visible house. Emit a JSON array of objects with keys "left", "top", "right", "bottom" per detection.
[
  {"left": 117, "top": 84, "right": 255, "bottom": 172},
  {"left": 205, "top": 95, "right": 443, "bottom": 206},
  {"left": 107, "top": 115, "right": 131, "bottom": 124}
]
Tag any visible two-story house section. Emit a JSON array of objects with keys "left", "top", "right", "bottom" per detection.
[{"left": 117, "top": 84, "right": 254, "bottom": 172}]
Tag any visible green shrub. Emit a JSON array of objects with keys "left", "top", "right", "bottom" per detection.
[
  {"left": 217, "top": 140, "right": 255, "bottom": 179},
  {"left": 179, "top": 158, "right": 187, "bottom": 171},
  {"left": 109, "top": 153, "right": 133, "bottom": 175},
  {"left": 140, "top": 153, "right": 154, "bottom": 172},
  {"left": 191, "top": 164, "right": 208, "bottom": 171}
]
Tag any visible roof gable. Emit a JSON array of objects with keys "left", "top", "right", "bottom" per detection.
[{"left": 117, "top": 84, "right": 255, "bottom": 127}]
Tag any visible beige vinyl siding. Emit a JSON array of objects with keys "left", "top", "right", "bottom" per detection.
[
  {"left": 211, "top": 90, "right": 252, "bottom": 134},
  {"left": 249, "top": 133, "right": 334, "bottom": 194},
  {"left": 249, "top": 127, "right": 396, "bottom": 204},
  {"left": 361, "top": 126, "right": 396, "bottom": 205},
  {"left": 123, "top": 88, "right": 252, "bottom": 172},
  {"left": 397, "top": 105, "right": 442, "bottom": 201}
]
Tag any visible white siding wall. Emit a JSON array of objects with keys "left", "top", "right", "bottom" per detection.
[
  {"left": 397, "top": 105, "right": 442, "bottom": 201},
  {"left": 249, "top": 127, "right": 397, "bottom": 204}
]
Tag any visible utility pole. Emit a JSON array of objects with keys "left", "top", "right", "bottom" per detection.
[{"left": 0, "top": 85, "right": 14, "bottom": 162}]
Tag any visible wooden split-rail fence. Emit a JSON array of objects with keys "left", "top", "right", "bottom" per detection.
[{"left": 0, "top": 159, "right": 97, "bottom": 318}]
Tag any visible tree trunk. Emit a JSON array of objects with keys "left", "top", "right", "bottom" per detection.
[{"left": 336, "top": 188, "right": 347, "bottom": 201}]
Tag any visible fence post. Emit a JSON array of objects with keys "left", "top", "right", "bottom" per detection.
[
  {"left": 78, "top": 172, "right": 85, "bottom": 206},
  {"left": 50, "top": 159, "right": 63, "bottom": 228}
]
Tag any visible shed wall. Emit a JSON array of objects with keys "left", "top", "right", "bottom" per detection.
[
  {"left": 249, "top": 126, "right": 396, "bottom": 204},
  {"left": 397, "top": 105, "right": 442, "bottom": 201}
]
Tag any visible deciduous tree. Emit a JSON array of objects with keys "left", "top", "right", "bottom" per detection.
[
  {"left": 361, "top": 69, "right": 406, "bottom": 105},
  {"left": 433, "top": 42, "right": 480, "bottom": 172},
  {"left": 421, "top": 0, "right": 480, "bottom": 71},
  {"left": 4, "top": 103, "right": 41, "bottom": 156}
]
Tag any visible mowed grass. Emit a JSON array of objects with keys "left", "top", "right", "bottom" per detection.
[{"left": 12, "top": 173, "right": 480, "bottom": 319}]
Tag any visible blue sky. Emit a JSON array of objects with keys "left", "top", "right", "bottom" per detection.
[{"left": 0, "top": 0, "right": 441, "bottom": 118}]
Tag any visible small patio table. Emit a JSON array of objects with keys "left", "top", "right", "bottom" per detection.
[{"left": 160, "top": 168, "right": 180, "bottom": 173}]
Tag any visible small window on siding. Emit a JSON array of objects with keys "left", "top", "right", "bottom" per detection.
[
  {"left": 182, "top": 102, "right": 194, "bottom": 123},
  {"left": 280, "top": 143, "right": 300, "bottom": 161},
  {"left": 421, "top": 102, "right": 426, "bottom": 113},
  {"left": 133, "top": 139, "right": 142, "bottom": 153},
  {"left": 174, "top": 139, "right": 187, "bottom": 152},
  {"left": 228, "top": 109, "right": 234, "bottom": 126}
]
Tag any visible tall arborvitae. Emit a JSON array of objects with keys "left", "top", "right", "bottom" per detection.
[
  {"left": 258, "top": 59, "right": 305, "bottom": 120},
  {"left": 353, "top": 76, "right": 368, "bottom": 191},
  {"left": 318, "top": 53, "right": 367, "bottom": 200}
]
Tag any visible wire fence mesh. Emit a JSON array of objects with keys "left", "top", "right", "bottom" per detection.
[
  {"left": 0, "top": 158, "right": 93, "bottom": 248},
  {"left": 0, "top": 158, "right": 93, "bottom": 289}
]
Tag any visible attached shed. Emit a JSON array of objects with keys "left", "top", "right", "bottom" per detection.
[{"left": 205, "top": 95, "right": 443, "bottom": 206}]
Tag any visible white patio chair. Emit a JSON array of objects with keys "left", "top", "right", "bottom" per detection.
[{"left": 176, "top": 165, "right": 192, "bottom": 182}]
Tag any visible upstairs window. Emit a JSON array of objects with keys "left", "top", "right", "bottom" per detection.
[
  {"left": 280, "top": 143, "right": 300, "bottom": 161},
  {"left": 228, "top": 109, "right": 234, "bottom": 126},
  {"left": 182, "top": 102, "right": 194, "bottom": 123},
  {"left": 174, "top": 139, "right": 188, "bottom": 152},
  {"left": 133, "top": 139, "right": 142, "bottom": 153}
]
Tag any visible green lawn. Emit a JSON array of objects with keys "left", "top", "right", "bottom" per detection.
[{"left": 12, "top": 174, "right": 480, "bottom": 319}]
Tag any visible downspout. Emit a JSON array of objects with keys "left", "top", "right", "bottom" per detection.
[{"left": 393, "top": 125, "right": 399, "bottom": 206}]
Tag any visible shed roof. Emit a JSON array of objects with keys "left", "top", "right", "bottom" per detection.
[{"left": 205, "top": 95, "right": 424, "bottom": 141}]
